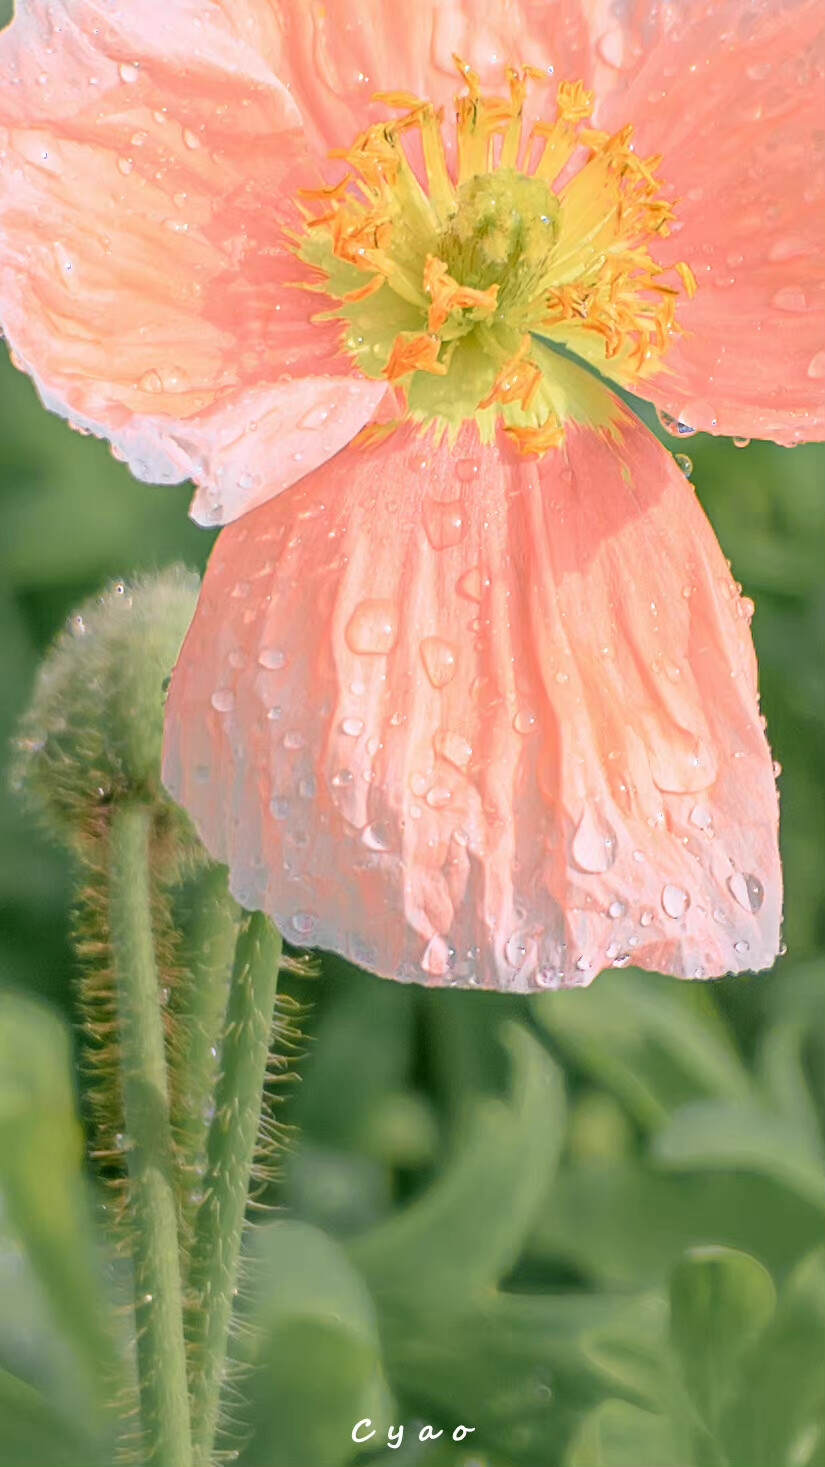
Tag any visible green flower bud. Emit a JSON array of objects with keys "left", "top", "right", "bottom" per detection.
[{"left": 15, "top": 566, "right": 199, "bottom": 854}]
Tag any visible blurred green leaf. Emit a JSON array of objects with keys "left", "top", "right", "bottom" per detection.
[
  {"left": 529, "top": 1160, "right": 825, "bottom": 1289},
  {"left": 239, "top": 1219, "right": 392, "bottom": 1467},
  {"left": 566, "top": 1398, "right": 681, "bottom": 1467},
  {"left": 653, "top": 1100, "right": 825, "bottom": 1211},
  {"left": 350, "top": 1023, "right": 566, "bottom": 1311},
  {"left": 0, "top": 988, "right": 115, "bottom": 1458},
  {"left": 0, "top": 1367, "right": 109, "bottom": 1467},
  {"left": 669, "top": 1247, "right": 776, "bottom": 1448},
  {"left": 534, "top": 971, "right": 752, "bottom": 1129}
]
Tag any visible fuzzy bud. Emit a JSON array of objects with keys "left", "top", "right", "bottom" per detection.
[{"left": 15, "top": 567, "right": 200, "bottom": 852}]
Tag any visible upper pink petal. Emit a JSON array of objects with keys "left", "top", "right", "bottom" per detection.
[
  {"left": 164, "top": 395, "right": 781, "bottom": 990},
  {"left": 0, "top": 0, "right": 382, "bottom": 516},
  {"left": 604, "top": 0, "right": 825, "bottom": 443}
]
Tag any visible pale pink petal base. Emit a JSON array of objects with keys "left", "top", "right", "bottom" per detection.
[{"left": 164, "top": 406, "right": 781, "bottom": 990}]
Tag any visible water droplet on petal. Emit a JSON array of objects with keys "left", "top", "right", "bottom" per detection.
[
  {"left": 182, "top": 126, "right": 201, "bottom": 150},
  {"left": 421, "top": 934, "right": 450, "bottom": 977},
  {"left": 269, "top": 796, "right": 290, "bottom": 820},
  {"left": 340, "top": 716, "right": 364, "bottom": 737},
  {"left": 299, "top": 403, "right": 330, "bottom": 429},
  {"left": 362, "top": 821, "right": 393, "bottom": 851},
  {"left": 117, "top": 155, "right": 134, "bottom": 175},
  {"left": 608, "top": 899, "right": 626, "bottom": 919},
  {"left": 727, "top": 871, "right": 765, "bottom": 913},
  {"left": 689, "top": 803, "right": 713, "bottom": 833},
  {"left": 118, "top": 61, "right": 141, "bottom": 83},
  {"left": 456, "top": 565, "right": 485, "bottom": 601},
  {"left": 138, "top": 369, "right": 163, "bottom": 393},
  {"left": 733, "top": 939, "right": 750, "bottom": 954},
  {"left": 422, "top": 496, "right": 466, "bottom": 549},
  {"left": 426, "top": 784, "right": 452, "bottom": 809},
  {"left": 640, "top": 908, "right": 654, "bottom": 927},
  {"left": 657, "top": 407, "right": 696, "bottom": 438},
  {"left": 661, "top": 883, "right": 690, "bottom": 919},
  {"left": 258, "top": 647, "right": 286, "bottom": 670},
  {"left": 513, "top": 707, "right": 537, "bottom": 734},
  {"left": 330, "top": 768, "right": 353, "bottom": 788},
  {"left": 282, "top": 730, "right": 304, "bottom": 750},
  {"left": 771, "top": 285, "right": 808, "bottom": 312},
  {"left": 807, "top": 349, "right": 825, "bottom": 379},
  {"left": 733, "top": 436, "right": 751, "bottom": 449},
  {"left": 345, "top": 599, "right": 399, "bottom": 654},
  {"left": 433, "top": 727, "right": 473, "bottom": 769},
  {"left": 571, "top": 807, "right": 619, "bottom": 873},
  {"left": 210, "top": 689, "right": 235, "bottom": 713},
  {"left": 455, "top": 457, "right": 479, "bottom": 483},
  {"left": 420, "top": 636, "right": 457, "bottom": 688},
  {"left": 290, "top": 911, "right": 318, "bottom": 938},
  {"left": 674, "top": 453, "right": 693, "bottom": 478}
]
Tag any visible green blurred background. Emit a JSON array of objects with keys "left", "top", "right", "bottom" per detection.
[{"left": 1, "top": 324, "right": 824, "bottom": 1467}]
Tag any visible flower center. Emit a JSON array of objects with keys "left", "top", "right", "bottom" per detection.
[{"left": 294, "top": 64, "right": 696, "bottom": 452}]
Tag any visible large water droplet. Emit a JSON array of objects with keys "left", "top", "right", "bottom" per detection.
[
  {"left": 422, "top": 496, "right": 466, "bottom": 549},
  {"left": 656, "top": 407, "right": 696, "bottom": 438},
  {"left": 299, "top": 403, "right": 330, "bottom": 429},
  {"left": 513, "top": 707, "right": 537, "bottom": 734},
  {"left": 210, "top": 688, "right": 235, "bottom": 713},
  {"left": 571, "top": 807, "right": 618, "bottom": 874},
  {"left": 807, "top": 350, "right": 825, "bottom": 379},
  {"left": 420, "top": 636, "right": 457, "bottom": 688},
  {"left": 689, "top": 803, "right": 713, "bottom": 833},
  {"left": 433, "top": 727, "right": 473, "bottom": 769},
  {"left": 138, "top": 368, "right": 163, "bottom": 393},
  {"left": 362, "top": 821, "right": 393, "bottom": 852},
  {"left": 733, "top": 436, "right": 751, "bottom": 449},
  {"left": 421, "top": 934, "right": 450, "bottom": 977},
  {"left": 674, "top": 453, "right": 693, "bottom": 478},
  {"left": 345, "top": 599, "right": 399, "bottom": 654},
  {"left": 661, "top": 883, "right": 690, "bottom": 919},
  {"left": 456, "top": 565, "right": 485, "bottom": 602},
  {"left": 182, "top": 127, "right": 202, "bottom": 150},
  {"left": 290, "top": 911, "right": 318, "bottom": 939},
  {"left": 771, "top": 285, "right": 808, "bottom": 313},
  {"left": 727, "top": 871, "right": 765, "bottom": 913},
  {"left": 258, "top": 647, "right": 286, "bottom": 670},
  {"left": 118, "top": 61, "right": 140, "bottom": 83},
  {"left": 340, "top": 716, "right": 364, "bottom": 737},
  {"left": 455, "top": 457, "right": 479, "bottom": 483}
]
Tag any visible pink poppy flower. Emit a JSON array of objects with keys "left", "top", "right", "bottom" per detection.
[{"left": 1, "top": 2, "right": 823, "bottom": 989}]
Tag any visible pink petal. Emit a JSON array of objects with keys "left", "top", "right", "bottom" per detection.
[
  {"left": 0, "top": 0, "right": 382, "bottom": 515},
  {"left": 606, "top": 0, "right": 825, "bottom": 444},
  {"left": 231, "top": 0, "right": 593, "bottom": 152},
  {"left": 164, "top": 398, "right": 781, "bottom": 990}
]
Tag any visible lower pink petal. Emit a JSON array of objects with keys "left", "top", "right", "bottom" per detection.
[
  {"left": 607, "top": 0, "right": 825, "bottom": 444},
  {"left": 164, "top": 399, "right": 781, "bottom": 990}
]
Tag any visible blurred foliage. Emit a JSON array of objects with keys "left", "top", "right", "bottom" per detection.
[{"left": 0, "top": 338, "right": 824, "bottom": 1467}]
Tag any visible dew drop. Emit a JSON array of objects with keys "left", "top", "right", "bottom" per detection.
[
  {"left": 117, "top": 155, "right": 134, "bottom": 175},
  {"left": 807, "top": 349, "right": 825, "bottom": 379},
  {"left": 138, "top": 368, "right": 163, "bottom": 393},
  {"left": 571, "top": 807, "right": 619, "bottom": 874},
  {"left": 456, "top": 565, "right": 485, "bottom": 601},
  {"left": 433, "top": 727, "right": 473, "bottom": 769},
  {"left": 505, "top": 930, "right": 531, "bottom": 969},
  {"left": 420, "top": 636, "right": 457, "bottom": 688},
  {"left": 118, "top": 61, "right": 140, "bottom": 83},
  {"left": 661, "top": 883, "right": 690, "bottom": 919},
  {"left": 345, "top": 598, "right": 399, "bottom": 654},
  {"left": 513, "top": 706, "right": 537, "bottom": 734},
  {"left": 733, "top": 436, "right": 751, "bottom": 449},
  {"left": 422, "top": 495, "right": 466, "bottom": 549},
  {"left": 299, "top": 403, "right": 330, "bottom": 429},
  {"left": 421, "top": 934, "right": 450, "bottom": 976},
  {"left": 608, "top": 899, "right": 626, "bottom": 919},
  {"left": 330, "top": 768, "right": 353, "bottom": 788},
  {"left": 258, "top": 646, "right": 286, "bottom": 670},
  {"left": 733, "top": 939, "right": 750, "bottom": 954},
  {"left": 689, "top": 803, "right": 713, "bottom": 833},
  {"left": 290, "top": 911, "right": 318, "bottom": 938},
  {"left": 455, "top": 457, "right": 480, "bottom": 483},
  {"left": 727, "top": 871, "right": 765, "bottom": 913},
  {"left": 362, "top": 821, "right": 393, "bottom": 852},
  {"left": 674, "top": 453, "right": 693, "bottom": 478},
  {"left": 182, "top": 126, "right": 201, "bottom": 150},
  {"left": 771, "top": 286, "right": 808, "bottom": 313},
  {"left": 269, "top": 796, "right": 290, "bottom": 820},
  {"left": 282, "top": 730, "right": 304, "bottom": 751},
  {"left": 640, "top": 908, "right": 654, "bottom": 927},
  {"left": 266, "top": 705, "right": 283, "bottom": 721},
  {"left": 656, "top": 407, "right": 696, "bottom": 438},
  {"left": 340, "top": 716, "right": 364, "bottom": 737},
  {"left": 210, "top": 688, "right": 235, "bottom": 713}
]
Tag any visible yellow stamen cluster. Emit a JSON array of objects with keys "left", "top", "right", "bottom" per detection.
[{"left": 293, "top": 61, "right": 696, "bottom": 449}]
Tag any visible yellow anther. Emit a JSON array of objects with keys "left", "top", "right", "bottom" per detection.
[
  {"left": 423, "top": 255, "right": 500, "bottom": 332},
  {"left": 675, "top": 261, "right": 698, "bottom": 298},
  {"left": 556, "top": 80, "right": 595, "bottom": 123},
  {"left": 384, "top": 332, "right": 447, "bottom": 382}
]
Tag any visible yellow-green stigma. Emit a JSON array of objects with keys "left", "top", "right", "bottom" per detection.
[{"left": 293, "top": 66, "right": 697, "bottom": 453}]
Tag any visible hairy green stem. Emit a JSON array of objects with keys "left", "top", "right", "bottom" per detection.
[
  {"left": 187, "top": 911, "right": 282, "bottom": 1466},
  {"left": 109, "top": 803, "right": 192, "bottom": 1467},
  {"left": 171, "top": 865, "right": 240, "bottom": 1240}
]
